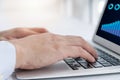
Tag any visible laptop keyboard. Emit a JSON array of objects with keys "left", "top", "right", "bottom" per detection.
[{"left": 64, "top": 48, "right": 120, "bottom": 70}]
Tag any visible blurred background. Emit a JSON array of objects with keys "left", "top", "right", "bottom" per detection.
[{"left": 0, "top": 0, "right": 107, "bottom": 31}]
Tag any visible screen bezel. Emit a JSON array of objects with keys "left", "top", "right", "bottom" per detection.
[{"left": 93, "top": 0, "right": 120, "bottom": 54}]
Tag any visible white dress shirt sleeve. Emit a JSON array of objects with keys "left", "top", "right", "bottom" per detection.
[{"left": 0, "top": 41, "right": 16, "bottom": 80}]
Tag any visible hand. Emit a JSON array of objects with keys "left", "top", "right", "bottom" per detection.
[
  {"left": 9, "top": 33, "right": 97, "bottom": 70},
  {"left": 0, "top": 27, "right": 48, "bottom": 40}
]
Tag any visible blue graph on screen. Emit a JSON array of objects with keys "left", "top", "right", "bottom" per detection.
[{"left": 101, "top": 21, "right": 120, "bottom": 37}]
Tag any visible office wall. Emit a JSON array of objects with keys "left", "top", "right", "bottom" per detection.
[
  {"left": 72, "top": 0, "right": 106, "bottom": 25},
  {"left": 92, "top": 0, "right": 106, "bottom": 26},
  {"left": 0, "top": 0, "right": 64, "bottom": 30},
  {"left": 72, "top": 0, "right": 89, "bottom": 23},
  {"left": 0, "top": 0, "right": 106, "bottom": 30}
]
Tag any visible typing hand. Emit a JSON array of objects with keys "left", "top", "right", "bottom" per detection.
[{"left": 9, "top": 33, "right": 97, "bottom": 70}]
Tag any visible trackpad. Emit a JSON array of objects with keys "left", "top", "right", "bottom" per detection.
[{"left": 16, "top": 61, "right": 71, "bottom": 79}]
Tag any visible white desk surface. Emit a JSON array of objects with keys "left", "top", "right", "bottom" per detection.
[{"left": 10, "top": 17, "right": 120, "bottom": 80}]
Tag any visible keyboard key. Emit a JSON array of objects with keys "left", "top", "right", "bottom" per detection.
[
  {"left": 91, "top": 62, "right": 103, "bottom": 68},
  {"left": 69, "top": 63, "right": 81, "bottom": 70},
  {"left": 71, "top": 66, "right": 79, "bottom": 70},
  {"left": 107, "top": 56, "right": 120, "bottom": 65},
  {"left": 79, "top": 62, "right": 93, "bottom": 69},
  {"left": 96, "top": 48, "right": 120, "bottom": 66},
  {"left": 75, "top": 58, "right": 86, "bottom": 63},
  {"left": 102, "top": 62, "right": 112, "bottom": 67},
  {"left": 97, "top": 57, "right": 111, "bottom": 63},
  {"left": 102, "top": 56, "right": 120, "bottom": 66},
  {"left": 70, "top": 63, "right": 81, "bottom": 67},
  {"left": 97, "top": 57, "right": 112, "bottom": 67},
  {"left": 64, "top": 58, "right": 76, "bottom": 64},
  {"left": 64, "top": 58, "right": 81, "bottom": 70},
  {"left": 97, "top": 57, "right": 106, "bottom": 62}
]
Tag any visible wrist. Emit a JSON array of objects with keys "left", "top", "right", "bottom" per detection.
[{"left": 9, "top": 40, "right": 25, "bottom": 69}]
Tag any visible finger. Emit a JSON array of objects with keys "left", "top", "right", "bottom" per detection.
[
  {"left": 81, "top": 40, "right": 98, "bottom": 59},
  {"left": 77, "top": 47, "right": 96, "bottom": 62},
  {"left": 65, "top": 36, "right": 98, "bottom": 58},
  {"left": 63, "top": 46, "right": 95, "bottom": 62},
  {"left": 30, "top": 28, "right": 48, "bottom": 33}
]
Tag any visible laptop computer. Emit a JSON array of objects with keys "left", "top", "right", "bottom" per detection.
[{"left": 16, "top": 0, "right": 120, "bottom": 79}]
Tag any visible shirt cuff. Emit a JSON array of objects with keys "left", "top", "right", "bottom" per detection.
[{"left": 0, "top": 41, "right": 16, "bottom": 80}]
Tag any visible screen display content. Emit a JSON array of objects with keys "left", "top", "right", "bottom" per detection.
[{"left": 97, "top": 0, "right": 120, "bottom": 45}]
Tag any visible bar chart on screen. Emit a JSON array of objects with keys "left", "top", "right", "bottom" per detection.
[{"left": 101, "top": 21, "right": 120, "bottom": 37}]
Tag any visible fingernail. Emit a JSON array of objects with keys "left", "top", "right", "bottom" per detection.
[{"left": 91, "top": 58, "right": 96, "bottom": 62}]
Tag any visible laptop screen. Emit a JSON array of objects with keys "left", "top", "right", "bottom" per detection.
[{"left": 96, "top": 0, "right": 120, "bottom": 45}]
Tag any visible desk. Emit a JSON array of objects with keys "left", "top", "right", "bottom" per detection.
[{"left": 11, "top": 17, "right": 120, "bottom": 80}]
